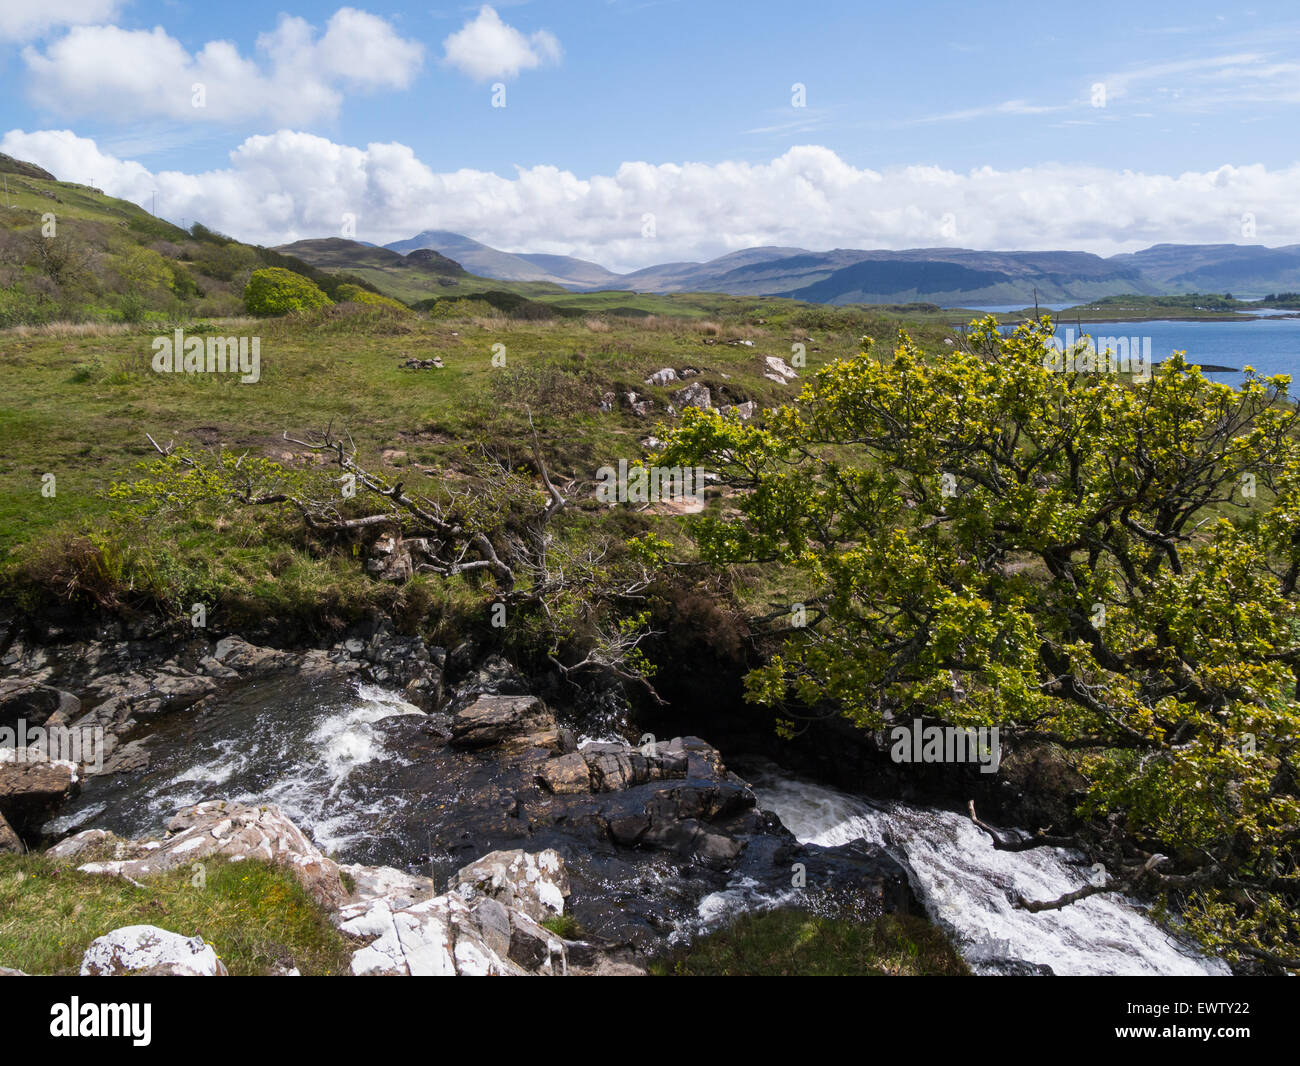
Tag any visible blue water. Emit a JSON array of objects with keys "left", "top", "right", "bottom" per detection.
[
  {"left": 978, "top": 316, "right": 1300, "bottom": 390},
  {"left": 959, "top": 302, "right": 1075, "bottom": 313}
]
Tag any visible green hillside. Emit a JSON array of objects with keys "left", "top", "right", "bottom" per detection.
[{"left": 0, "top": 165, "right": 387, "bottom": 326}]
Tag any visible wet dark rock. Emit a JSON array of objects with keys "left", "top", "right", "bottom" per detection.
[
  {"left": 450, "top": 695, "right": 560, "bottom": 751},
  {"left": 0, "top": 679, "right": 80, "bottom": 732}
]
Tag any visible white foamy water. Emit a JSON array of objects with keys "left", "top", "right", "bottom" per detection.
[
  {"left": 750, "top": 770, "right": 1230, "bottom": 976},
  {"left": 54, "top": 679, "right": 426, "bottom": 856},
  {"left": 215, "top": 683, "right": 425, "bottom": 852}
]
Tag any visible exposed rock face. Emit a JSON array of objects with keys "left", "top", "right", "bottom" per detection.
[
  {"left": 450, "top": 848, "right": 570, "bottom": 920},
  {"left": 339, "top": 888, "right": 566, "bottom": 976},
  {"left": 81, "top": 926, "right": 228, "bottom": 976},
  {"left": 672, "top": 382, "right": 713, "bottom": 410},
  {"left": 764, "top": 356, "right": 799, "bottom": 384},
  {"left": 450, "top": 695, "right": 563, "bottom": 751},
  {"left": 0, "top": 678, "right": 80, "bottom": 731},
  {"left": 56, "top": 800, "right": 346, "bottom": 910},
  {"left": 0, "top": 748, "right": 79, "bottom": 841},
  {"left": 644, "top": 367, "right": 678, "bottom": 387}
]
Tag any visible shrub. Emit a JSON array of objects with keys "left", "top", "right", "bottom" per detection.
[
  {"left": 243, "top": 267, "right": 333, "bottom": 317},
  {"left": 334, "top": 283, "right": 409, "bottom": 312}
]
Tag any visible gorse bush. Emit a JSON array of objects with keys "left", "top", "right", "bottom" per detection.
[{"left": 243, "top": 267, "right": 333, "bottom": 317}]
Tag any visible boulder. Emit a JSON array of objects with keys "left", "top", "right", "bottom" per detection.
[
  {"left": 365, "top": 532, "right": 414, "bottom": 583},
  {"left": 0, "top": 679, "right": 79, "bottom": 731},
  {"left": 211, "top": 636, "right": 299, "bottom": 674},
  {"left": 450, "top": 848, "right": 570, "bottom": 920},
  {"left": 644, "top": 367, "right": 678, "bottom": 387},
  {"left": 0, "top": 748, "right": 79, "bottom": 838},
  {"left": 450, "top": 695, "right": 556, "bottom": 750},
  {"left": 672, "top": 382, "right": 712, "bottom": 410},
  {"left": 81, "top": 926, "right": 228, "bottom": 976},
  {"left": 539, "top": 752, "right": 591, "bottom": 794},
  {"left": 580, "top": 740, "right": 688, "bottom": 792},
  {"left": 70, "top": 800, "right": 345, "bottom": 910},
  {"left": 46, "top": 828, "right": 121, "bottom": 860}
]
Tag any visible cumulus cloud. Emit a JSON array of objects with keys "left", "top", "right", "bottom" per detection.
[
  {"left": 0, "top": 0, "right": 118, "bottom": 42},
  {"left": 21, "top": 8, "right": 424, "bottom": 124},
  {"left": 3, "top": 129, "right": 1297, "bottom": 270},
  {"left": 442, "top": 5, "right": 561, "bottom": 82}
]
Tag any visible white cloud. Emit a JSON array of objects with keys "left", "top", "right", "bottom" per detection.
[
  {"left": 3, "top": 130, "right": 1298, "bottom": 270},
  {"left": 0, "top": 0, "right": 118, "bottom": 42},
  {"left": 442, "top": 5, "right": 561, "bottom": 82},
  {"left": 21, "top": 8, "right": 424, "bottom": 124}
]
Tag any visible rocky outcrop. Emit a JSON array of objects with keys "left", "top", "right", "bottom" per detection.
[
  {"left": 0, "top": 678, "right": 80, "bottom": 731},
  {"left": 450, "top": 695, "right": 564, "bottom": 752},
  {"left": 763, "top": 356, "right": 799, "bottom": 384},
  {"left": 450, "top": 848, "right": 569, "bottom": 920},
  {"left": 0, "top": 748, "right": 79, "bottom": 842},
  {"left": 644, "top": 367, "right": 678, "bottom": 387},
  {"left": 672, "top": 382, "right": 713, "bottom": 410},
  {"left": 53, "top": 800, "right": 346, "bottom": 910},
  {"left": 340, "top": 888, "right": 567, "bottom": 976},
  {"left": 81, "top": 926, "right": 228, "bottom": 976}
]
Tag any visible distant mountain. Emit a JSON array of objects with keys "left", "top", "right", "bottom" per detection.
[
  {"left": 1110, "top": 243, "right": 1300, "bottom": 295},
  {"left": 384, "top": 230, "right": 619, "bottom": 287},
  {"left": 365, "top": 229, "right": 1300, "bottom": 305},
  {"left": 276, "top": 238, "right": 465, "bottom": 277}
]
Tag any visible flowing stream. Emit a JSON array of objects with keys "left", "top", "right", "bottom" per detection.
[
  {"left": 51, "top": 680, "right": 1231, "bottom": 974},
  {"left": 745, "top": 764, "right": 1230, "bottom": 976}
]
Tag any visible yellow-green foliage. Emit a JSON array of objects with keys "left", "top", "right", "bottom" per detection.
[
  {"left": 335, "top": 283, "right": 409, "bottom": 312},
  {"left": 658, "top": 316, "right": 1300, "bottom": 969},
  {"left": 244, "top": 267, "right": 333, "bottom": 316}
]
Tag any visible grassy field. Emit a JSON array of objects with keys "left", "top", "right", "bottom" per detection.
[
  {"left": 0, "top": 300, "right": 956, "bottom": 636},
  {"left": 0, "top": 854, "right": 352, "bottom": 975}
]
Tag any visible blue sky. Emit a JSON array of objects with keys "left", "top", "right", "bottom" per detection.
[{"left": 2, "top": 1, "right": 1298, "bottom": 267}]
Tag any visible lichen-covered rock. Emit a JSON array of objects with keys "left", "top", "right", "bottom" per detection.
[
  {"left": 672, "top": 382, "right": 712, "bottom": 410},
  {"left": 450, "top": 848, "right": 570, "bottom": 920},
  {"left": 644, "top": 367, "right": 678, "bottom": 387},
  {"left": 763, "top": 355, "right": 799, "bottom": 383},
  {"left": 80, "top": 926, "right": 228, "bottom": 976},
  {"left": 339, "top": 890, "right": 566, "bottom": 976},
  {"left": 71, "top": 800, "right": 345, "bottom": 910}
]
